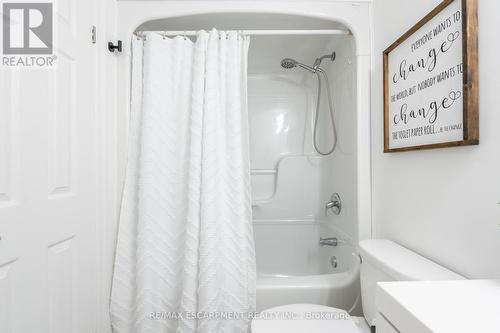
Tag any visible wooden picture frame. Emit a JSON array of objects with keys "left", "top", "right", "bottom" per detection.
[{"left": 383, "top": 0, "right": 478, "bottom": 153}]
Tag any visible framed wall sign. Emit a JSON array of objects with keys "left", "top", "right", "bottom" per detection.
[{"left": 383, "top": 0, "right": 478, "bottom": 152}]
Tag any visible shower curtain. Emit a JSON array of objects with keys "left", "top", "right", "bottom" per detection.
[{"left": 111, "top": 30, "right": 255, "bottom": 333}]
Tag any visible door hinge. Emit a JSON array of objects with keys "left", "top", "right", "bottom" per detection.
[{"left": 91, "top": 25, "right": 97, "bottom": 44}]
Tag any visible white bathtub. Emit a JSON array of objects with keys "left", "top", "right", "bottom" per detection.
[{"left": 253, "top": 220, "right": 362, "bottom": 315}]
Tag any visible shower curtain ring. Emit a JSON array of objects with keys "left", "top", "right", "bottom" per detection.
[
  {"left": 163, "top": 31, "right": 166, "bottom": 39},
  {"left": 183, "top": 31, "right": 187, "bottom": 40}
]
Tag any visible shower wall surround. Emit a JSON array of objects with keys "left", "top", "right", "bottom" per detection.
[{"left": 247, "top": 35, "right": 357, "bottom": 239}]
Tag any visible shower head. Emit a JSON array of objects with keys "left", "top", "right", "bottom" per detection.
[
  {"left": 280, "top": 58, "right": 316, "bottom": 73},
  {"left": 281, "top": 52, "right": 336, "bottom": 74},
  {"left": 280, "top": 58, "right": 298, "bottom": 69},
  {"left": 281, "top": 53, "right": 338, "bottom": 155}
]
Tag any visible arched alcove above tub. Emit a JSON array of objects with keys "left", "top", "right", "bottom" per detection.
[{"left": 116, "top": 2, "right": 373, "bottom": 249}]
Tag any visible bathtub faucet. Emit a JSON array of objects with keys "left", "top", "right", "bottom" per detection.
[
  {"left": 325, "top": 193, "right": 341, "bottom": 215},
  {"left": 319, "top": 237, "right": 338, "bottom": 247}
]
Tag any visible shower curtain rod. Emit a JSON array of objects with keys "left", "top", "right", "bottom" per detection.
[{"left": 134, "top": 29, "right": 351, "bottom": 37}]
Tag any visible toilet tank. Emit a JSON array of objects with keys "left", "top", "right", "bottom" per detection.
[{"left": 359, "top": 240, "right": 464, "bottom": 327}]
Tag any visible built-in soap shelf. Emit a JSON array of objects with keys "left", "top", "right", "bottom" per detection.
[
  {"left": 251, "top": 169, "right": 277, "bottom": 175},
  {"left": 251, "top": 168, "right": 278, "bottom": 206},
  {"left": 251, "top": 155, "right": 328, "bottom": 219},
  {"left": 251, "top": 155, "right": 319, "bottom": 205}
]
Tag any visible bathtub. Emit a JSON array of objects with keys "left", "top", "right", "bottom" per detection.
[{"left": 253, "top": 220, "right": 362, "bottom": 315}]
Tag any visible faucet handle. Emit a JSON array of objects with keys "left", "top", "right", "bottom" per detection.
[{"left": 325, "top": 193, "right": 341, "bottom": 215}]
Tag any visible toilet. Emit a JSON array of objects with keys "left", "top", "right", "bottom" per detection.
[{"left": 251, "top": 239, "right": 464, "bottom": 333}]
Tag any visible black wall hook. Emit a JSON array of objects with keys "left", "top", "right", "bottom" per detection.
[{"left": 108, "top": 40, "right": 122, "bottom": 53}]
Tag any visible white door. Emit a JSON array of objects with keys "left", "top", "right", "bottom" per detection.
[{"left": 0, "top": 0, "right": 100, "bottom": 332}]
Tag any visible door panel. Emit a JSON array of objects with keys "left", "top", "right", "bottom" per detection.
[
  {"left": 0, "top": 0, "right": 99, "bottom": 332},
  {"left": 0, "top": 71, "right": 18, "bottom": 207}
]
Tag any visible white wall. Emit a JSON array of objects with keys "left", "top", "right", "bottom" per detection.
[{"left": 372, "top": 0, "right": 500, "bottom": 278}]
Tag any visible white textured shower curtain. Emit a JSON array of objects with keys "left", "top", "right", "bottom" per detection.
[{"left": 111, "top": 30, "right": 255, "bottom": 333}]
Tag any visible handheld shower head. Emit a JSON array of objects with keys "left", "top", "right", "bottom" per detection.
[
  {"left": 278, "top": 53, "right": 338, "bottom": 155},
  {"left": 280, "top": 58, "right": 298, "bottom": 69},
  {"left": 281, "top": 52, "right": 336, "bottom": 73},
  {"left": 280, "top": 58, "right": 316, "bottom": 73}
]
